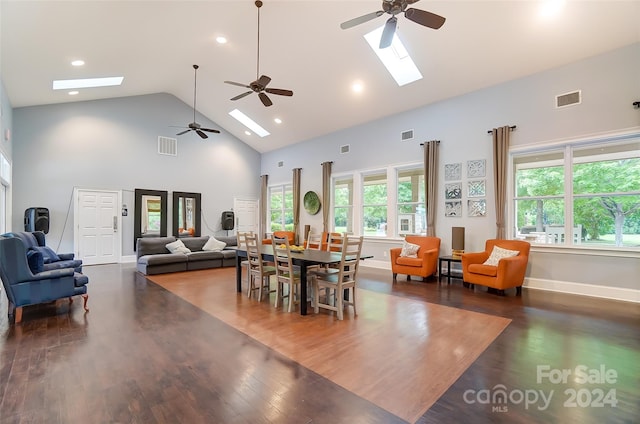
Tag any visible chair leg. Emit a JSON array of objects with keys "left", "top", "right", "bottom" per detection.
[
  {"left": 351, "top": 287, "right": 357, "bottom": 317},
  {"left": 15, "top": 307, "right": 23, "bottom": 324},
  {"left": 516, "top": 286, "right": 522, "bottom": 296},
  {"left": 392, "top": 273, "right": 397, "bottom": 282},
  {"left": 313, "top": 284, "right": 320, "bottom": 314},
  {"left": 82, "top": 294, "right": 90, "bottom": 311},
  {"left": 336, "top": 290, "right": 344, "bottom": 320}
]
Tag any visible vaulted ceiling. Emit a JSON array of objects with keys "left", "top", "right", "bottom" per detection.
[{"left": 2, "top": 1, "right": 639, "bottom": 153}]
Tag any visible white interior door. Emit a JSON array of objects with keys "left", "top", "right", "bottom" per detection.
[
  {"left": 74, "top": 188, "right": 121, "bottom": 265},
  {"left": 233, "top": 198, "right": 258, "bottom": 235}
]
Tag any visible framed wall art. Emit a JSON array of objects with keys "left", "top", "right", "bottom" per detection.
[
  {"left": 445, "top": 182, "right": 462, "bottom": 199},
  {"left": 467, "top": 159, "right": 486, "bottom": 178},
  {"left": 445, "top": 201, "right": 462, "bottom": 217},
  {"left": 468, "top": 199, "right": 486, "bottom": 217},
  {"left": 467, "top": 180, "right": 486, "bottom": 197},
  {"left": 444, "top": 163, "right": 462, "bottom": 181}
]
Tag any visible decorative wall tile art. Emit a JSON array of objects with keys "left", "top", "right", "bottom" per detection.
[
  {"left": 444, "top": 163, "right": 462, "bottom": 181},
  {"left": 445, "top": 183, "right": 462, "bottom": 199},
  {"left": 467, "top": 159, "right": 486, "bottom": 178},
  {"left": 468, "top": 199, "right": 487, "bottom": 217},
  {"left": 445, "top": 201, "right": 462, "bottom": 217},
  {"left": 467, "top": 180, "right": 486, "bottom": 197}
]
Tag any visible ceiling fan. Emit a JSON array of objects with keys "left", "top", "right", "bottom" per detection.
[
  {"left": 173, "top": 64, "right": 220, "bottom": 139},
  {"left": 340, "top": 0, "right": 446, "bottom": 49},
  {"left": 224, "top": 0, "right": 293, "bottom": 107}
]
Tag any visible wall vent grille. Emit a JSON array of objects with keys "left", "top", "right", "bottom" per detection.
[
  {"left": 277, "top": 161, "right": 284, "bottom": 168},
  {"left": 556, "top": 90, "right": 581, "bottom": 108},
  {"left": 340, "top": 144, "right": 350, "bottom": 154},
  {"left": 158, "top": 136, "right": 177, "bottom": 156},
  {"left": 401, "top": 129, "right": 414, "bottom": 141}
]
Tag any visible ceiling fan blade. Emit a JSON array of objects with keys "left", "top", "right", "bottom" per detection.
[
  {"left": 340, "top": 10, "right": 384, "bottom": 29},
  {"left": 404, "top": 8, "right": 446, "bottom": 29},
  {"left": 380, "top": 17, "right": 397, "bottom": 49},
  {"left": 258, "top": 92, "right": 273, "bottom": 107},
  {"left": 176, "top": 129, "right": 191, "bottom": 136},
  {"left": 224, "top": 80, "right": 251, "bottom": 88},
  {"left": 196, "top": 130, "right": 208, "bottom": 139},
  {"left": 201, "top": 128, "right": 221, "bottom": 134},
  {"left": 265, "top": 88, "right": 293, "bottom": 97},
  {"left": 257, "top": 75, "right": 272, "bottom": 88},
  {"left": 231, "top": 91, "right": 253, "bottom": 101}
]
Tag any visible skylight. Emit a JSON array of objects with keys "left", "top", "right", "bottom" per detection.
[
  {"left": 229, "top": 109, "right": 270, "bottom": 137},
  {"left": 364, "top": 27, "right": 422, "bottom": 86},
  {"left": 52, "top": 77, "right": 124, "bottom": 90}
]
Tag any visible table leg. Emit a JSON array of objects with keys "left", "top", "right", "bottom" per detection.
[
  {"left": 300, "top": 263, "right": 308, "bottom": 315},
  {"left": 235, "top": 254, "right": 242, "bottom": 293}
]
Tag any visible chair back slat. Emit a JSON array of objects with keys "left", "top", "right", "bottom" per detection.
[{"left": 272, "top": 235, "right": 296, "bottom": 285}]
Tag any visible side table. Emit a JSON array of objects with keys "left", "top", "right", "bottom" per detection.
[{"left": 438, "top": 255, "right": 462, "bottom": 284}]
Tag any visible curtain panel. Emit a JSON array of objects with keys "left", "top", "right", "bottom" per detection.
[
  {"left": 492, "top": 126, "right": 511, "bottom": 239},
  {"left": 259, "top": 174, "right": 268, "bottom": 238},
  {"left": 423, "top": 141, "right": 440, "bottom": 237},
  {"left": 293, "top": 168, "right": 301, "bottom": 244},
  {"left": 321, "top": 161, "right": 333, "bottom": 233}
]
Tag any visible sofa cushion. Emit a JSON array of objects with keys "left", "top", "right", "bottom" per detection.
[
  {"left": 27, "top": 249, "right": 44, "bottom": 274},
  {"left": 136, "top": 236, "right": 176, "bottom": 257},
  {"left": 186, "top": 250, "right": 224, "bottom": 261},
  {"left": 220, "top": 249, "right": 237, "bottom": 260},
  {"left": 43, "top": 259, "right": 83, "bottom": 272},
  {"left": 396, "top": 256, "right": 423, "bottom": 267},
  {"left": 483, "top": 246, "right": 519, "bottom": 266},
  {"left": 30, "top": 246, "right": 61, "bottom": 263},
  {"left": 217, "top": 236, "right": 237, "bottom": 247},
  {"left": 166, "top": 239, "right": 191, "bottom": 254},
  {"left": 203, "top": 237, "right": 226, "bottom": 251},
  {"left": 468, "top": 263, "right": 498, "bottom": 277},
  {"left": 73, "top": 272, "right": 89, "bottom": 287},
  {"left": 182, "top": 236, "right": 209, "bottom": 252},
  {"left": 138, "top": 253, "right": 187, "bottom": 266}
]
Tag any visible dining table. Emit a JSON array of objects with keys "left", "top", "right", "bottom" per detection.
[{"left": 233, "top": 245, "right": 370, "bottom": 316}]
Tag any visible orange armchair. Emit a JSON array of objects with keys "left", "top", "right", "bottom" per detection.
[
  {"left": 390, "top": 236, "right": 441, "bottom": 282},
  {"left": 461, "top": 239, "right": 530, "bottom": 295},
  {"left": 262, "top": 231, "right": 296, "bottom": 245}
]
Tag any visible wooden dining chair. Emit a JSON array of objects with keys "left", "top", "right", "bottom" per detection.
[
  {"left": 272, "top": 235, "right": 301, "bottom": 312},
  {"left": 311, "top": 235, "right": 363, "bottom": 320},
  {"left": 236, "top": 231, "right": 253, "bottom": 288},
  {"left": 246, "top": 233, "right": 276, "bottom": 301}
]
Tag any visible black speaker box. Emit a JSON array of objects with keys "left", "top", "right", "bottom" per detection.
[
  {"left": 25, "top": 207, "right": 50, "bottom": 234},
  {"left": 221, "top": 211, "right": 235, "bottom": 230}
]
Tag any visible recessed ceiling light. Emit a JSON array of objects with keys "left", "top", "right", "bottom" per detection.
[
  {"left": 539, "top": 0, "right": 566, "bottom": 18},
  {"left": 68, "top": 91, "right": 79, "bottom": 96},
  {"left": 53, "top": 76, "right": 124, "bottom": 90},
  {"left": 229, "top": 109, "right": 270, "bottom": 137},
  {"left": 245, "top": 130, "right": 251, "bottom": 136},
  {"left": 274, "top": 118, "right": 282, "bottom": 124},
  {"left": 216, "top": 36, "right": 228, "bottom": 44},
  {"left": 352, "top": 82, "right": 364, "bottom": 93},
  {"left": 364, "top": 27, "right": 422, "bottom": 86},
  {"left": 71, "top": 60, "right": 85, "bottom": 67}
]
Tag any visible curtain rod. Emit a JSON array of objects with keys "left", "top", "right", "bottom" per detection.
[
  {"left": 419, "top": 140, "right": 441, "bottom": 146},
  {"left": 487, "top": 125, "right": 516, "bottom": 134}
]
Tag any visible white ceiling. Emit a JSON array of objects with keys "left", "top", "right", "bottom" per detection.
[{"left": 2, "top": 1, "right": 639, "bottom": 153}]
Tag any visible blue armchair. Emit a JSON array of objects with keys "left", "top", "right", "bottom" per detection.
[
  {"left": 0, "top": 236, "right": 89, "bottom": 323},
  {"left": 2, "top": 231, "right": 82, "bottom": 273}
]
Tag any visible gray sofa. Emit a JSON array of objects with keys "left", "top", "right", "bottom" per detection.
[{"left": 136, "top": 235, "right": 237, "bottom": 275}]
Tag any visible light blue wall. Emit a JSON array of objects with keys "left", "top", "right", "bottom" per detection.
[
  {"left": 261, "top": 43, "right": 640, "bottom": 292},
  {"left": 12, "top": 93, "right": 261, "bottom": 256}
]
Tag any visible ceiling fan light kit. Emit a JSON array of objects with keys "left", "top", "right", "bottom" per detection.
[
  {"left": 173, "top": 64, "right": 221, "bottom": 139},
  {"left": 224, "top": 0, "right": 293, "bottom": 107},
  {"left": 341, "top": 0, "right": 446, "bottom": 49}
]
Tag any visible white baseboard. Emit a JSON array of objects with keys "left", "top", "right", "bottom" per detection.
[
  {"left": 361, "top": 263, "right": 639, "bottom": 303},
  {"left": 524, "top": 277, "right": 639, "bottom": 303},
  {"left": 121, "top": 255, "right": 137, "bottom": 263}
]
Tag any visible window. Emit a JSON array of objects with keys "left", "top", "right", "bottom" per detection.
[
  {"left": 362, "top": 172, "right": 387, "bottom": 236},
  {"left": 397, "top": 168, "right": 425, "bottom": 235},
  {"left": 513, "top": 136, "right": 640, "bottom": 248},
  {"left": 268, "top": 184, "right": 293, "bottom": 232},
  {"left": 333, "top": 177, "right": 353, "bottom": 234}
]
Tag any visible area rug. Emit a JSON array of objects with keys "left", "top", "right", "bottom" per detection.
[{"left": 148, "top": 269, "right": 511, "bottom": 423}]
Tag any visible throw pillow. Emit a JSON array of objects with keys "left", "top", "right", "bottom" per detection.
[
  {"left": 483, "top": 246, "right": 519, "bottom": 266},
  {"left": 27, "top": 249, "right": 44, "bottom": 274},
  {"left": 31, "top": 246, "right": 61, "bottom": 264},
  {"left": 399, "top": 241, "right": 420, "bottom": 258},
  {"left": 202, "top": 236, "right": 226, "bottom": 252},
  {"left": 166, "top": 239, "right": 191, "bottom": 254}
]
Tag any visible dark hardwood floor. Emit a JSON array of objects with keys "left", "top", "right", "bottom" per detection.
[{"left": 0, "top": 263, "right": 638, "bottom": 423}]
